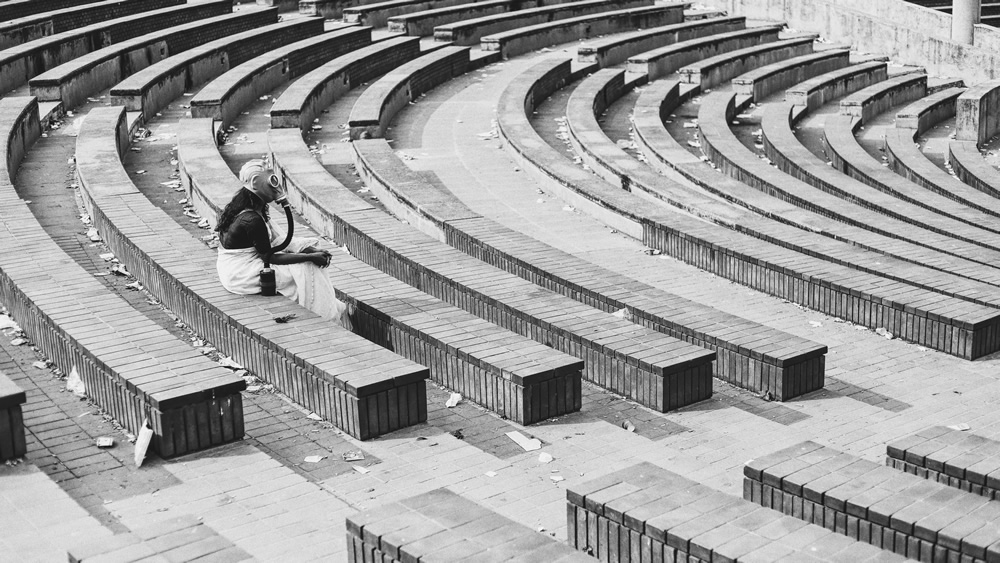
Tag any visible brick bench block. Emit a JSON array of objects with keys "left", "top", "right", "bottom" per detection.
[
  {"left": 347, "top": 489, "right": 591, "bottom": 563},
  {"left": 0, "top": 371, "right": 27, "bottom": 461},
  {"left": 745, "top": 441, "right": 1000, "bottom": 562},
  {"left": 568, "top": 461, "right": 910, "bottom": 562},
  {"left": 886, "top": 427, "right": 1000, "bottom": 500}
]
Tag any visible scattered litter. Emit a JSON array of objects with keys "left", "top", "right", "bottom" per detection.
[
  {"left": 124, "top": 281, "right": 142, "bottom": 291},
  {"left": 562, "top": 205, "right": 575, "bottom": 212},
  {"left": 197, "top": 218, "right": 210, "bottom": 229},
  {"left": 550, "top": 475, "right": 565, "bottom": 482},
  {"left": 32, "top": 361, "right": 47, "bottom": 370},
  {"left": 307, "top": 413, "right": 323, "bottom": 421},
  {"left": 110, "top": 264, "right": 130, "bottom": 277},
  {"left": 87, "top": 228, "right": 101, "bottom": 242},
  {"left": 445, "top": 393, "right": 462, "bottom": 408},
  {"left": 612, "top": 308, "right": 629, "bottom": 320},
  {"left": 135, "top": 170, "right": 146, "bottom": 175},
  {"left": 506, "top": 430, "right": 541, "bottom": 451},
  {"left": 621, "top": 420, "right": 636, "bottom": 433},
  {"left": 274, "top": 314, "right": 297, "bottom": 323},
  {"left": 99, "top": 253, "right": 115, "bottom": 261},
  {"left": 0, "top": 316, "right": 18, "bottom": 330},
  {"left": 95, "top": 437, "right": 115, "bottom": 448},
  {"left": 875, "top": 327, "right": 894, "bottom": 340},
  {"left": 485, "top": 471, "right": 497, "bottom": 477},
  {"left": 303, "top": 455, "right": 325, "bottom": 463},
  {"left": 10, "top": 337, "right": 26, "bottom": 346},
  {"left": 947, "top": 423, "right": 971, "bottom": 431},
  {"left": 808, "top": 321, "right": 822, "bottom": 328},
  {"left": 353, "top": 466, "right": 370, "bottom": 474},
  {"left": 759, "top": 390, "right": 774, "bottom": 402},
  {"left": 66, "top": 366, "right": 86, "bottom": 397},
  {"left": 451, "top": 429, "right": 464, "bottom": 440},
  {"left": 343, "top": 451, "right": 365, "bottom": 462},
  {"left": 687, "top": 140, "right": 701, "bottom": 148},
  {"left": 134, "top": 419, "right": 153, "bottom": 467},
  {"left": 538, "top": 452, "right": 553, "bottom": 463},
  {"left": 217, "top": 356, "right": 243, "bottom": 370}
]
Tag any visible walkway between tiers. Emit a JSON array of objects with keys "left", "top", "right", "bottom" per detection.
[{"left": 386, "top": 44, "right": 1000, "bottom": 469}]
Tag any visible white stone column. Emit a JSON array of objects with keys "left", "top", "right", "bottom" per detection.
[{"left": 952, "top": 0, "right": 982, "bottom": 44}]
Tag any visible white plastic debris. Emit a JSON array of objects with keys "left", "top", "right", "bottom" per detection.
[
  {"left": 485, "top": 471, "right": 498, "bottom": 477},
  {"left": 445, "top": 393, "right": 462, "bottom": 408},
  {"left": 87, "top": 228, "right": 101, "bottom": 242},
  {"left": 354, "top": 466, "right": 370, "bottom": 474},
  {"left": 134, "top": 418, "right": 153, "bottom": 467},
  {"left": 66, "top": 366, "right": 86, "bottom": 397},
  {"left": 550, "top": 475, "right": 565, "bottom": 482},
  {"left": 506, "top": 430, "right": 541, "bottom": 451},
  {"left": 307, "top": 413, "right": 323, "bottom": 421},
  {"left": 538, "top": 452, "right": 554, "bottom": 464},
  {"left": 808, "top": 321, "right": 822, "bottom": 328},
  {"left": 217, "top": 356, "right": 243, "bottom": 370},
  {"left": 874, "top": 327, "right": 894, "bottom": 340},
  {"left": 0, "top": 316, "right": 18, "bottom": 330},
  {"left": 947, "top": 423, "right": 971, "bottom": 431}
]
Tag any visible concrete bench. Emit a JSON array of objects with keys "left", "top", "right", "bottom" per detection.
[
  {"left": 68, "top": 514, "right": 251, "bottom": 562},
  {"left": 576, "top": 15, "right": 745, "bottom": 69},
  {"left": 948, "top": 140, "right": 1000, "bottom": 199},
  {"left": 785, "top": 60, "right": 888, "bottom": 113},
  {"left": 352, "top": 139, "right": 827, "bottom": 402},
  {"left": 482, "top": 4, "right": 686, "bottom": 60},
  {"left": 886, "top": 427, "right": 1000, "bottom": 500},
  {"left": 625, "top": 24, "right": 783, "bottom": 81},
  {"left": 569, "top": 462, "right": 911, "bottom": 563},
  {"left": 839, "top": 70, "right": 927, "bottom": 123},
  {"left": 343, "top": 0, "right": 478, "bottom": 28},
  {"left": 0, "top": 0, "right": 181, "bottom": 51},
  {"left": 0, "top": 0, "right": 233, "bottom": 96},
  {"left": 0, "top": 0, "right": 110, "bottom": 24},
  {"left": 28, "top": 7, "right": 276, "bottom": 111},
  {"left": 0, "top": 370, "right": 26, "bottom": 462},
  {"left": 348, "top": 45, "right": 470, "bottom": 139},
  {"left": 347, "top": 489, "right": 591, "bottom": 563},
  {"left": 77, "top": 105, "right": 428, "bottom": 441},
  {"left": 109, "top": 17, "right": 334, "bottom": 122},
  {"left": 480, "top": 4, "right": 684, "bottom": 59},
  {"left": 189, "top": 24, "right": 372, "bottom": 127},
  {"left": 1, "top": 96, "right": 246, "bottom": 458},
  {"left": 956, "top": 79, "right": 1000, "bottom": 145},
  {"left": 503, "top": 58, "right": 1000, "bottom": 360},
  {"left": 732, "top": 49, "right": 849, "bottom": 102},
  {"left": 270, "top": 36, "right": 421, "bottom": 130},
  {"left": 894, "top": 85, "right": 964, "bottom": 132},
  {"left": 745, "top": 441, "right": 1000, "bottom": 562},
  {"left": 386, "top": 0, "right": 571, "bottom": 36},
  {"left": 679, "top": 35, "right": 816, "bottom": 91},
  {"left": 299, "top": 0, "right": 388, "bottom": 19},
  {"left": 433, "top": 0, "right": 653, "bottom": 45},
  {"left": 183, "top": 123, "right": 583, "bottom": 426},
  {"left": 700, "top": 92, "right": 1000, "bottom": 309}
]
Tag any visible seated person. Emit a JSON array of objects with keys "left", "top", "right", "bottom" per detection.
[{"left": 215, "top": 160, "right": 352, "bottom": 330}]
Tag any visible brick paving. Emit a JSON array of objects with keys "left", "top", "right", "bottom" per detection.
[{"left": 0, "top": 26, "right": 999, "bottom": 563}]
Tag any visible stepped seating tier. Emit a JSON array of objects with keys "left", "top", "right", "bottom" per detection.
[
  {"left": 625, "top": 24, "right": 783, "bottom": 81},
  {"left": 758, "top": 96, "right": 1000, "bottom": 259},
  {"left": 838, "top": 70, "right": 927, "bottom": 123},
  {"left": 956, "top": 80, "right": 1000, "bottom": 145},
  {"left": 432, "top": 0, "right": 654, "bottom": 45},
  {"left": 28, "top": 7, "right": 278, "bottom": 111},
  {"left": 567, "top": 462, "right": 911, "bottom": 562},
  {"left": 745, "top": 441, "right": 1000, "bottom": 562},
  {"left": 894, "top": 86, "right": 964, "bottom": 132},
  {"left": 0, "top": 369, "right": 26, "bottom": 461},
  {"left": 678, "top": 35, "right": 817, "bottom": 91},
  {"left": 947, "top": 140, "right": 1000, "bottom": 199},
  {"left": 576, "top": 15, "right": 745, "bottom": 69},
  {"left": 732, "top": 49, "right": 850, "bottom": 102},
  {"left": 886, "top": 427, "right": 1000, "bottom": 500},
  {"left": 1, "top": 97, "right": 245, "bottom": 458},
  {"left": 501, "top": 58, "right": 1000, "bottom": 360},
  {"left": 347, "top": 489, "right": 591, "bottom": 562},
  {"left": 630, "top": 77, "right": 1000, "bottom": 304},
  {"left": 183, "top": 123, "right": 584, "bottom": 426},
  {"left": 387, "top": 0, "right": 576, "bottom": 36},
  {"left": 299, "top": 0, "right": 389, "bottom": 19},
  {"left": 348, "top": 46, "right": 473, "bottom": 140},
  {"left": 351, "top": 137, "right": 828, "bottom": 401},
  {"left": 189, "top": 24, "right": 372, "bottom": 127},
  {"left": 77, "top": 106, "right": 429, "bottom": 441},
  {"left": 481, "top": 4, "right": 687, "bottom": 60},
  {"left": 343, "top": 0, "right": 479, "bottom": 28},
  {"left": 0, "top": 0, "right": 182, "bottom": 52},
  {"left": 0, "top": 0, "right": 233, "bottom": 96},
  {"left": 0, "top": 0, "right": 113, "bottom": 25},
  {"left": 270, "top": 36, "right": 422, "bottom": 131},
  {"left": 882, "top": 89, "right": 1000, "bottom": 215},
  {"left": 109, "top": 17, "right": 334, "bottom": 122},
  {"left": 785, "top": 60, "right": 888, "bottom": 113}
]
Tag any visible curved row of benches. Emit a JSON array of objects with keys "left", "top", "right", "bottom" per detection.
[
  {"left": 0, "top": 96, "right": 245, "bottom": 458},
  {"left": 77, "top": 105, "right": 430, "bottom": 441},
  {"left": 499, "top": 57, "right": 1000, "bottom": 359},
  {"left": 180, "top": 118, "right": 585, "bottom": 426}
]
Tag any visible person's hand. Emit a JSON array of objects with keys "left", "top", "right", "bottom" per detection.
[{"left": 311, "top": 253, "right": 332, "bottom": 268}]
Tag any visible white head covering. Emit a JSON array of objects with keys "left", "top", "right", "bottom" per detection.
[{"left": 239, "top": 159, "right": 266, "bottom": 186}]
